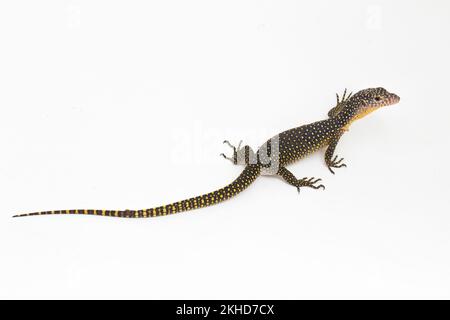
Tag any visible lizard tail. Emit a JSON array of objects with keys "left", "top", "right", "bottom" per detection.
[{"left": 13, "top": 165, "right": 261, "bottom": 219}]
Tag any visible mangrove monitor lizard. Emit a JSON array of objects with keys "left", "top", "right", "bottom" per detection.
[{"left": 14, "top": 87, "right": 400, "bottom": 219}]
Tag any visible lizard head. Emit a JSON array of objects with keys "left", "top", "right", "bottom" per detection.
[{"left": 339, "top": 87, "right": 400, "bottom": 128}]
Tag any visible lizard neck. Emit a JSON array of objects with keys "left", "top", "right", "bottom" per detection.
[{"left": 333, "top": 106, "right": 358, "bottom": 131}]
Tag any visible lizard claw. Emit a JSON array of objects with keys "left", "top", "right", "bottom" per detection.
[
  {"left": 297, "top": 177, "right": 326, "bottom": 191},
  {"left": 327, "top": 155, "right": 347, "bottom": 174},
  {"left": 336, "top": 88, "right": 353, "bottom": 106},
  {"left": 220, "top": 153, "right": 234, "bottom": 163},
  {"left": 223, "top": 140, "right": 236, "bottom": 150}
]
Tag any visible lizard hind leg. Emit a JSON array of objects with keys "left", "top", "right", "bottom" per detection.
[{"left": 221, "top": 140, "right": 256, "bottom": 166}]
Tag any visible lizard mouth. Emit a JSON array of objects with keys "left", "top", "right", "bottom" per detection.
[{"left": 387, "top": 93, "right": 400, "bottom": 105}]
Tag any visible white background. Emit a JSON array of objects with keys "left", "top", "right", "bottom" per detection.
[{"left": 1, "top": 0, "right": 450, "bottom": 299}]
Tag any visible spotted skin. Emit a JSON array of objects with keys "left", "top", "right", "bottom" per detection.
[{"left": 14, "top": 87, "right": 400, "bottom": 219}]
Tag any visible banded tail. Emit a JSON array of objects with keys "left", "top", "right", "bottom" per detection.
[{"left": 13, "top": 165, "right": 261, "bottom": 219}]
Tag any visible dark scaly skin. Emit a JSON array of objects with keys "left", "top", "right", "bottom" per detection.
[{"left": 14, "top": 87, "right": 400, "bottom": 218}]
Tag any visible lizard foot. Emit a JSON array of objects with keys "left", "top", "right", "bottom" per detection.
[
  {"left": 296, "top": 177, "right": 326, "bottom": 193},
  {"left": 328, "top": 89, "right": 353, "bottom": 118},
  {"left": 220, "top": 140, "right": 242, "bottom": 164},
  {"left": 221, "top": 140, "right": 256, "bottom": 166},
  {"left": 223, "top": 140, "right": 242, "bottom": 151},
  {"left": 336, "top": 88, "right": 353, "bottom": 106},
  {"left": 327, "top": 155, "right": 347, "bottom": 174}
]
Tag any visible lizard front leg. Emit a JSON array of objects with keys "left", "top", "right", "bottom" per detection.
[
  {"left": 277, "top": 167, "right": 325, "bottom": 193},
  {"left": 325, "top": 131, "right": 347, "bottom": 174}
]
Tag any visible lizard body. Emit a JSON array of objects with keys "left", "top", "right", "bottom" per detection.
[{"left": 14, "top": 87, "right": 400, "bottom": 218}]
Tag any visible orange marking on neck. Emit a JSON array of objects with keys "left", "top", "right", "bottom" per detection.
[{"left": 343, "top": 107, "right": 380, "bottom": 131}]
